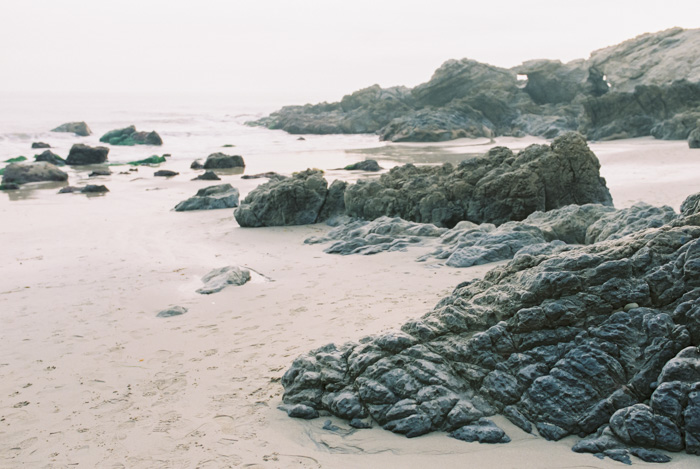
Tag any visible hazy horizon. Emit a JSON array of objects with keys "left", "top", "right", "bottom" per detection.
[{"left": 1, "top": 0, "right": 699, "bottom": 105}]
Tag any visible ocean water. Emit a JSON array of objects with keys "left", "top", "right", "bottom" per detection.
[{"left": 0, "top": 92, "right": 388, "bottom": 177}]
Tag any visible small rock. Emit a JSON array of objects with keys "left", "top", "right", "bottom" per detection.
[
  {"left": 191, "top": 170, "right": 220, "bottom": 181},
  {"left": 196, "top": 266, "right": 251, "bottom": 294},
  {"left": 629, "top": 447, "right": 672, "bottom": 463},
  {"left": 66, "top": 144, "right": 109, "bottom": 165},
  {"left": 0, "top": 183, "right": 20, "bottom": 190},
  {"left": 449, "top": 418, "right": 511, "bottom": 444},
  {"left": 190, "top": 160, "right": 204, "bottom": 170},
  {"left": 58, "top": 186, "right": 81, "bottom": 194},
  {"left": 603, "top": 449, "right": 632, "bottom": 465},
  {"left": 89, "top": 170, "right": 111, "bottom": 177},
  {"left": 285, "top": 404, "right": 319, "bottom": 419},
  {"left": 154, "top": 170, "right": 178, "bottom": 177},
  {"left": 51, "top": 121, "right": 91, "bottom": 136},
  {"left": 689, "top": 128, "right": 700, "bottom": 149},
  {"left": 81, "top": 185, "right": 109, "bottom": 193},
  {"left": 203, "top": 153, "right": 245, "bottom": 169},
  {"left": 31, "top": 142, "right": 50, "bottom": 149},
  {"left": 349, "top": 418, "right": 372, "bottom": 429},
  {"left": 34, "top": 150, "right": 65, "bottom": 166},
  {"left": 343, "top": 159, "right": 382, "bottom": 171},
  {"left": 157, "top": 306, "right": 187, "bottom": 318}
]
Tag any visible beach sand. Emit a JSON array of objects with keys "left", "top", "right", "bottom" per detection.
[{"left": 1, "top": 137, "right": 699, "bottom": 468}]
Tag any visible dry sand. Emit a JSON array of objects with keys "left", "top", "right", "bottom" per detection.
[{"left": 1, "top": 137, "right": 699, "bottom": 468}]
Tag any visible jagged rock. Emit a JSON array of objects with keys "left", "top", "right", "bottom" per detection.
[
  {"left": 344, "top": 133, "right": 612, "bottom": 227},
  {"left": 154, "top": 170, "right": 178, "bottom": 177},
  {"left": 51, "top": 121, "right": 91, "bottom": 136},
  {"left": 344, "top": 160, "right": 382, "bottom": 171},
  {"left": 191, "top": 171, "right": 220, "bottom": 181},
  {"left": 1, "top": 162, "right": 68, "bottom": 185},
  {"left": 280, "top": 198, "right": 700, "bottom": 456},
  {"left": 203, "top": 153, "right": 245, "bottom": 169},
  {"left": 65, "top": 144, "right": 109, "bottom": 165},
  {"left": 157, "top": 306, "right": 187, "bottom": 318},
  {"left": 81, "top": 185, "right": 109, "bottom": 193},
  {"left": 174, "top": 184, "right": 239, "bottom": 211},
  {"left": 690, "top": 127, "right": 700, "bottom": 149},
  {"left": 235, "top": 169, "right": 345, "bottom": 227},
  {"left": 31, "top": 142, "right": 50, "bottom": 149},
  {"left": 251, "top": 28, "right": 700, "bottom": 143},
  {"left": 99, "top": 125, "right": 163, "bottom": 145},
  {"left": 34, "top": 150, "right": 65, "bottom": 166},
  {"left": 196, "top": 266, "right": 251, "bottom": 294}
]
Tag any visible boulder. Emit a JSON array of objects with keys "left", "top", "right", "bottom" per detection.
[
  {"left": 203, "top": 153, "right": 245, "bottom": 169},
  {"left": 81, "top": 185, "right": 109, "bottom": 193},
  {"left": 1, "top": 162, "right": 68, "bottom": 185},
  {"left": 65, "top": 144, "right": 109, "bottom": 165},
  {"left": 280, "top": 195, "right": 700, "bottom": 457},
  {"left": 344, "top": 132, "right": 613, "bottom": 226},
  {"left": 235, "top": 169, "right": 345, "bottom": 227},
  {"left": 344, "top": 160, "right": 382, "bottom": 171},
  {"left": 31, "top": 142, "right": 50, "bottom": 149},
  {"left": 689, "top": 127, "right": 700, "bottom": 149},
  {"left": 191, "top": 170, "right": 220, "bottom": 181},
  {"left": 34, "top": 150, "right": 65, "bottom": 166},
  {"left": 99, "top": 125, "right": 163, "bottom": 145},
  {"left": 154, "top": 170, "right": 178, "bottom": 177},
  {"left": 174, "top": 184, "right": 240, "bottom": 211},
  {"left": 196, "top": 266, "right": 251, "bottom": 294},
  {"left": 51, "top": 121, "right": 91, "bottom": 136}
]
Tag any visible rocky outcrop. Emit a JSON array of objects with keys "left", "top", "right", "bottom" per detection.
[
  {"left": 280, "top": 191, "right": 700, "bottom": 462},
  {"left": 99, "top": 125, "right": 163, "bottom": 145},
  {"left": 690, "top": 127, "right": 700, "bottom": 148},
  {"left": 51, "top": 121, "right": 91, "bottom": 136},
  {"left": 196, "top": 266, "right": 251, "bottom": 294},
  {"left": 34, "top": 150, "right": 65, "bottom": 166},
  {"left": 174, "top": 184, "right": 240, "bottom": 211},
  {"left": 251, "top": 28, "right": 700, "bottom": 143},
  {"left": 203, "top": 153, "right": 245, "bottom": 169},
  {"left": 1, "top": 162, "right": 68, "bottom": 185},
  {"left": 65, "top": 144, "right": 109, "bottom": 165},
  {"left": 234, "top": 170, "right": 346, "bottom": 227},
  {"left": 344, "top": 133, "right": 612, "bottom": 226}
]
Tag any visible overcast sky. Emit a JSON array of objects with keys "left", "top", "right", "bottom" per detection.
[{"left": 0, "top": 0, "right": 697, "bottom": 104}]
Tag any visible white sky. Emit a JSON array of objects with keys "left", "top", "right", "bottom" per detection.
[{"left": 0, "top": 0, "right": 698, "bottom": 104}]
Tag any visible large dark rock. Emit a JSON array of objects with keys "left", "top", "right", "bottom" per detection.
[
  {"left": 99, "top": 125, "right": 163, "bottom": 146},
  {"left": 51, "top": 121, "right": 91, "bottom": 136},
  {"left": 203, "top": 153, "right": 245, "bottom": 169},
  {"left": 34, "top": 150, "right": 65, "bottom": 166},
  {"left": 1, "top": 162, "right": 68, "bottom": 185},
  {"left": 344, "top": 132, "right": 612, "bottom": 227},
  {"left": 234, "top": 170, "right": 345, "bottom": 227},
  {"left": 174, "top": 184, "right": 240, "bottom": 211},
  {"left": 250, "top": 28, "right": 700, "bottom": 143},
  {"left": 280, "top": 191, "right": 700, "bottom": 459},
  {"left": 65, "top": 144, "right": 109, "bottom": 165}
]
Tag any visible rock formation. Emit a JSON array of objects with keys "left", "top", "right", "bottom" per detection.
[
  {"left": 174, "top": 184, "right": 240, "bottom": 211},
  {"left": 234, "top": 170, "right": 346, "bottom": 227},
  {"left": 99, "top": 125, "right": 163, "bottom": 146},
  {"left": 51, "top": 121, "right": 91, "bottom": 136},
  {"left": 251, "top": 28, "right": 700, "bottom": 143},
  {"left": 280, "top": 191, "right": 700, "bottom": 463},
  {"left": 65, "top": 144, "right": 109, "bottom": 165},
  {"left": 1, "top": 162, "right": 68, "bottom": 185},
  {"left": 344, "top": 133, "right": 612, "bottom": 226}
]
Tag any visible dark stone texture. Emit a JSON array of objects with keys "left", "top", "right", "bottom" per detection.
[
  {"left": 34, "top": 150, "right": 65, "bottom": 166},
  {"left": 81, "top": 185, "right": 109, "bottom": 193},
  {"left": 449, "top": 418, "right": 511, "bottom": 443},
  {"left": 191, "top": 171, "right": 220, "bottom": 181},
  {"left": 154, "top": 170, "right": 178, "bottom": 177},
  {"left": 66, "top": 144, "right": 109, "bottom": 165},
  {"left": 31, "top": 142, "right": 50, "bottom": 149},
  {"left": 344, "top": 160, "right": 381, "bottom": 171}
]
